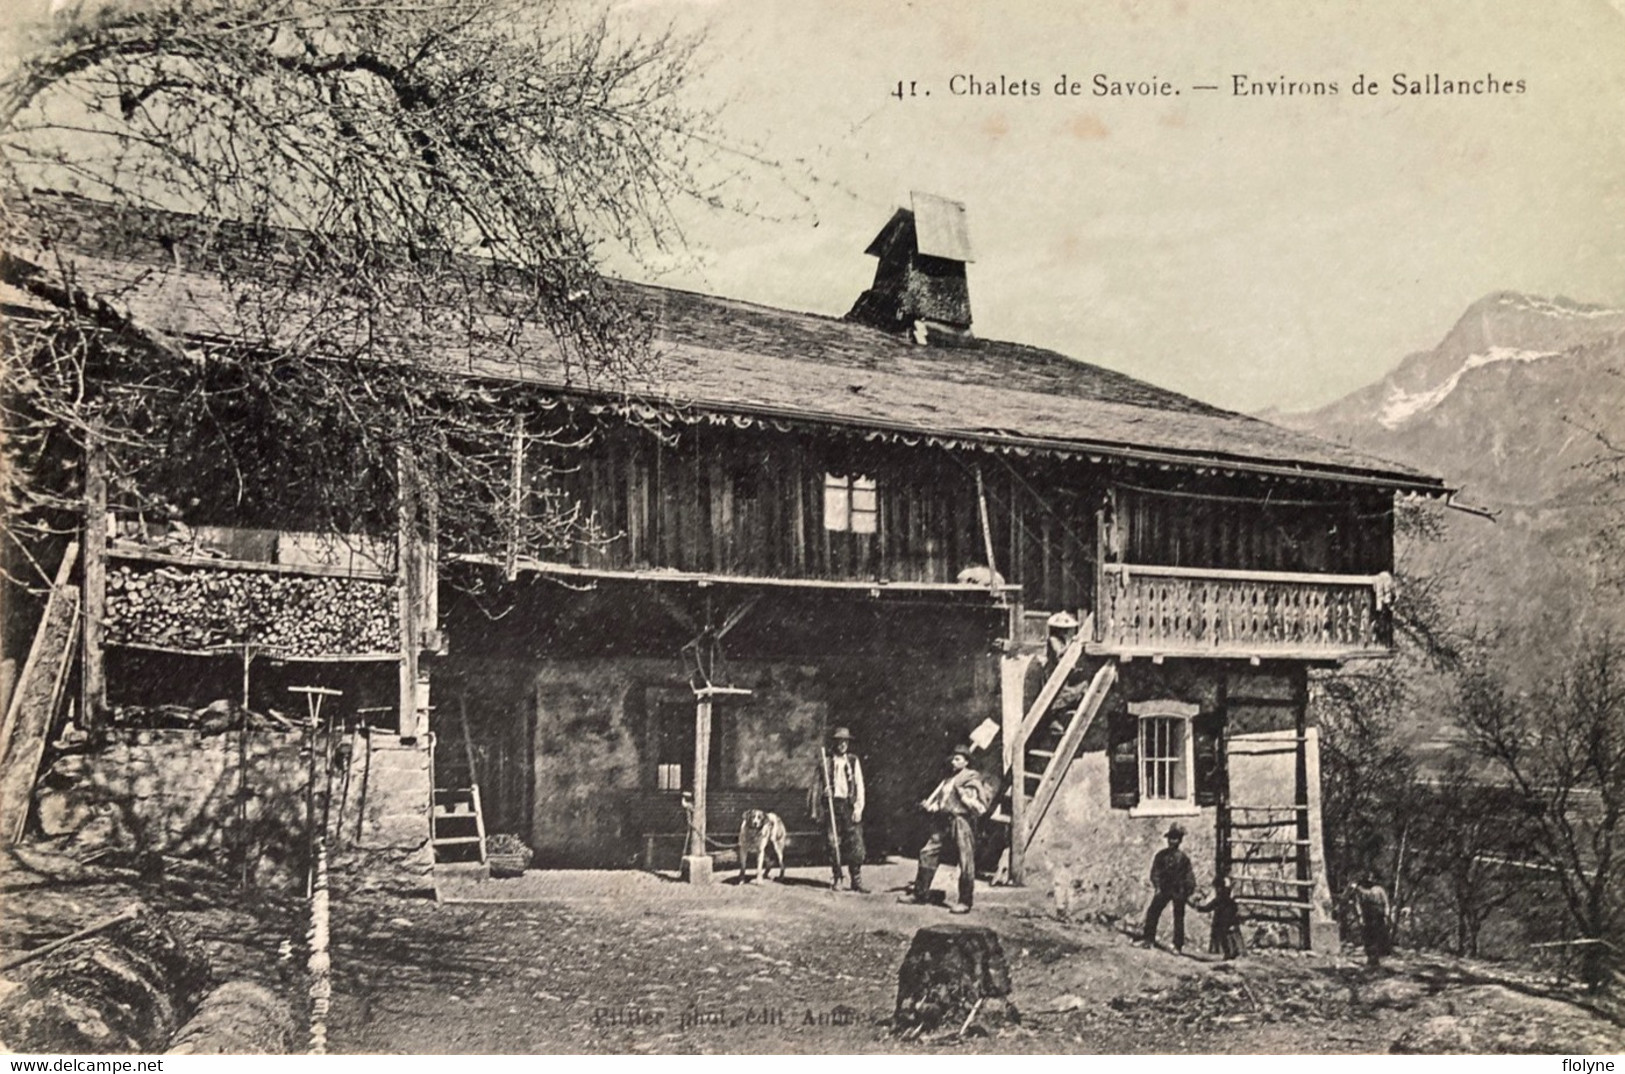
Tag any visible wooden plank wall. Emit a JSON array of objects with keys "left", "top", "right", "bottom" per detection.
[
  {"left": 529, "top": 424, "right": 1098, "bottom": 611},
  {"left": 1115, "top": 486, "right": 1393, "bottom": 575},
  {"left": 523, "top": 421, "right": 1393, "bottom": 607}
]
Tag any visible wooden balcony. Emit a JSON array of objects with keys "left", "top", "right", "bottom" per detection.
[{"left": 1093, "top": 563, "right": 1393, "bottom": 661}]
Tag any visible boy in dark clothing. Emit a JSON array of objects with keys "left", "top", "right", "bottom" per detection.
[
  {"left": 1342, "top": 872, "right": 1393, "bottom": 967},
  {"left": 1192, "top": 880, "right": 1245, "bottom": 960},
  {"left": 1140, "top": 824, "right": 1197, "bottom": 952}
]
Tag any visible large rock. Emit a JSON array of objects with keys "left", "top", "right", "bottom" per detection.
[
  {"left": 1391, "top": 1015, "right": 1475, "bottom": 1054},
  {"left": 0, "top": 908, "right": 211, "bottom": 1053}
]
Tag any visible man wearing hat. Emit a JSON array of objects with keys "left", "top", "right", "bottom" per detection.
[
  {"left": 1023, "top": 611, "right": 1091, "bottom": 722},
  {"left": 810, "top": 726, "right": 868, "bottom": 892},
  {"left": 899, "top": 746, "right": 992, "bottom": 914},
  {"left": 1141, "top": 823, "right": 1198, "bottom": 952}
]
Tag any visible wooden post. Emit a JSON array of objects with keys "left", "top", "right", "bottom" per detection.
[
  {"left": 1294, "top": 691, "right": 1313, "bottom": 951},
  {"left": 682, "top": 685, "right": 749, "bottom": 884},
  {"left": 81, "top": 427, "right": 107, "bottom": 729},
  {"left": 505, "top": 417, "right": 524, "bottom": 582},
  {"left": 396, "top": 451, "right": 420, "bottom": 741},
  {"left": 692, "top": 696, "right": 711, "bottom": 848},
  {"left": 682, "top": 696, "right": 713, "bottom": 883},
  {"left": 1002, "top": 653, "right": 1029, "bottom": 885},
  {"left": 999, "top": 592, "right": 1028, "bottom": 886},
  {"left": 973, "top": 465, "right": 999, "bottom": 586}
]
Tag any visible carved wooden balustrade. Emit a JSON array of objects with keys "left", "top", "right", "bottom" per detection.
[{"left": 1094, "top": 563, "right": 1393, "bottom": 660}]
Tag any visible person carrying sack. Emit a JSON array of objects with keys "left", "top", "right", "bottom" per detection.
[{"left": 898, "top": 746, "right": 991, "bottom": 914}]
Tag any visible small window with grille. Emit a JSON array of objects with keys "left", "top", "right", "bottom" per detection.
[
  {"left": 1129, "top": 700, "right": 1201, "bottom": 816},
  {"left": 823, "top": 473, "right": 877, "bottom": 534}
]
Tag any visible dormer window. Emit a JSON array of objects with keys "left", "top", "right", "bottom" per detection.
[{"left": 824, "top": 474, "right": 877, "bottom": 534}]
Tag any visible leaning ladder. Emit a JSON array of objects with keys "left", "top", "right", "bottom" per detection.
[
  {"left": 1219, "top": 800, "right": 1315, "bottom": 950},
  {"left": 431, "top": 700, "right": 487, "bottom": 864}
]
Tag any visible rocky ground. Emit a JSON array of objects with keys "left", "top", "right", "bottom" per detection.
[{"left": 324, "top": 861, "right": 1624, "bottom": 1055}]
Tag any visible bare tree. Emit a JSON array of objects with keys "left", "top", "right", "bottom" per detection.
[
  {"left": 1315, "top": 667, "right": 1418, "bottom": 901},
  {"left": 0, "top": 0, "right": 724, "bottom": 579},
  {"left": 1455, "top": 636, "right": 1625, "bottom": 991},
  {"left": 1408, "top": 760, "right": 1542, "bottom": 957}
]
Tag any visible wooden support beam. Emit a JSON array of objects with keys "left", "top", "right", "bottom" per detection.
[
  {"left": 0, "top": 545, "right": 79, "bottom": 845},
  {"left": 1294, "top": 697, "right": 1313, "bottom": 951},
  {"left": 973, "top": 465, "right": 999, "bottom": 587},
  {"left": 714, "top": 593, "right": 761, "bottom": 640},
  {"left": 999, "top": 652, "right": 1030, "bottom": 885},
  {"left": 505, "top": 417, "right": 524, "bottom": 582},
  {"left": 82, "top": 428, "right": 107, "bottom": 729},
  {"left": 687, "top": 696, "right": 713, "bottom": 866}
]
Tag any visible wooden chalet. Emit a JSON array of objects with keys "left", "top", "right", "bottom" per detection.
[{"left": 2, "top": 192, "right": 1445, "bottom": 944}]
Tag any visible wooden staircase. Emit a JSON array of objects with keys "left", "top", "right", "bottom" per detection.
[{"left": 1000, "top": 622, "right": 1117, "bottom": 882}]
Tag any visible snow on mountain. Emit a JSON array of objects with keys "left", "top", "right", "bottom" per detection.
[
  {"left": 1268, "top": 289, "right": 1624, "bottom": 648},
  {"left": 1376, "top": 346, "right": 1558, "bottom": 429}
]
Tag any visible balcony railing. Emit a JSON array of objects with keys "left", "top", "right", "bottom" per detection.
[{"left": 1094, "top": 563, "right": 1393, "bottom": 660}]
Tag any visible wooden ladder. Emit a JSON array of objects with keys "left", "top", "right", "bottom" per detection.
[
  {"left": 1219, "top": 802, "right": 1315, "bottom": 949},
  {"left": 432, "top": 692, "right": 486, "bottom": 864},
  {"left": 1019, "top": 662, "right": 1117, "bottom": 854},
  {"left": 432, "top": 785, "right": 487, "bottom": 864}
]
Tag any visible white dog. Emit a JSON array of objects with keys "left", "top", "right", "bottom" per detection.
[{"left": 737, "top": 808, "right": 788, "bottom": 882}]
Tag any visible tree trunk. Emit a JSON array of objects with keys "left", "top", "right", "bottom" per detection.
[{"left": 893, "top": 924, "right": 1018, "bottom": 1036}]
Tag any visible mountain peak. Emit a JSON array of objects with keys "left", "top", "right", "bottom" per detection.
[{"left": 1269, "top": 290, "right": 1625, "bottom": 506}]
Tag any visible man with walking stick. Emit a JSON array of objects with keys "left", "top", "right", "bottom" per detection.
[{"left": 810, "top": 727, "right": 868, "bottom": 892}]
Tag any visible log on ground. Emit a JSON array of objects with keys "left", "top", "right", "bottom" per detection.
[{"left": 0, "top": 907, "right": 211, "bottom": 1053}]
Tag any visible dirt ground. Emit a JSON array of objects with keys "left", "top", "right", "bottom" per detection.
[
  {"left": 3, "top": 847, "right": 1619, "bottom": 1055},
  {"left": 324, "top": 860, "right": 1625, "bottom": 1055}
]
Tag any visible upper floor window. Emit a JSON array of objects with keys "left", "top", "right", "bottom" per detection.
[{"left": 824, "top": 474, "right": 877, "bottom": 534}]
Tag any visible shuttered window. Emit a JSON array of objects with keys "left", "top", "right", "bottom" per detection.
[
  {"left": 1140, "top": 716, "right": 1188, "bottom": 801},
  {"left": 1126, "top": 700, "right": 1201, "bottom": 816}
]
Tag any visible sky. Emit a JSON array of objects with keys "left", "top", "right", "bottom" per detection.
[
  {"left": 4, "top": 0, "right": 1623, "bottom": 414},
  {"left": 601, "top": 0, "right": 1625, "bottom": 414}
]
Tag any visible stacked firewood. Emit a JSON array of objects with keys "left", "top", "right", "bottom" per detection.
[{"left": 106, "top": 564, "right": 398, "bottom": 656}]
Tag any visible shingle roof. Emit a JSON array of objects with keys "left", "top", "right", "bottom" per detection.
[{"left": 4, "top": 192, "right": 1443, "bottom": 491}]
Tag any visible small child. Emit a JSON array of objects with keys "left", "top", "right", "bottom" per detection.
[
  {"left": 1341, "top": 872, "right": 1393, "bottom": 967},
  {"left": 1191, "top": 880, "right": 1246, "bottom": 960}
]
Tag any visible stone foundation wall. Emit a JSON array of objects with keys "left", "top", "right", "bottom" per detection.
[
  {"left": 37, "top": 729, "right": 309, "bottom": 886},
  {"left": 33, "top": 726, "right": 432, "bottom": 893}
]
